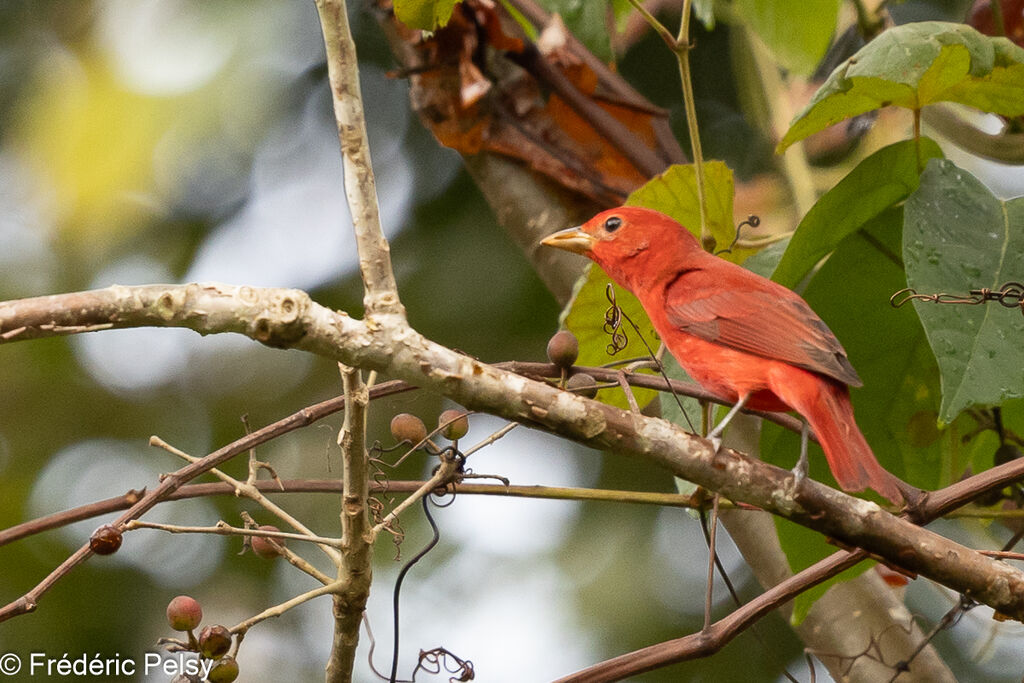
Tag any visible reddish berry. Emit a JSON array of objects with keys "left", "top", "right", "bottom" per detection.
[
  {"left": 199, "top": 624, "right": 232, "bottom": 659},
  {"left": 251, "top": 525, "right": 284, "bottom": 559},
  {"left": 546, "top": 330, "right": 579, "bottom": 368},
  {"left": 390, "top": 413, "right": 428, "bottom": 445},
  {"left": 166, "top": 595, "right": 203, "bottom": 632},
  {"left": 89, "top": 524, "right": 123, "bottom": 555}
]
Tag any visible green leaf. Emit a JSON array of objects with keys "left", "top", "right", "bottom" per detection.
[
  {"left": 394, "top": 0, "right": 463, "bottom": 31},
  {"left": 561, "top": 264, "right": 661, "bottom": 410},
  {"left": 625, "top": 161, "right": 747, "bottom": 262},
  {"left": 743, "top": 235, "right": 789, "bottom": 279},
  {"left": 732, "top": 0, "right": 840, "bottom": 76},
  {"left": 771, "top": 138, "right": 943, "bottom": 289},
  {"left": 779, "top": 22, "right": 1024, "bottom": 152},
  {"left": 903, "top": 159, "right": 1024, "bottom": 423}
]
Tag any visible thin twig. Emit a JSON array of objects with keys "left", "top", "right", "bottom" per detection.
[
  {"left": 462, "top": 422, "right": 519, "bottom": 457},
  {"left": 125, "top": 519, "right": 336, "bottom": 585},
  {"left": 0, "top": 479, "right": 724, "bottom": 548},
  {"left": 370, "top": 455, "right": 461, "bottom": 540},
  {"left": 674, "top": 0, "right": 710, "bottom": 246},
  {"left": 125, "top": 519, "right": 341, "bottom": 549},
  {"left": 150, "top": 435, "right": 342, "bottom": 565},
  {"left": 232, "top": 580, "right": 347, "bottom": 635},
  {"left": 0, "top": 375, "right": 395, "bottom": 623},
  {"left": 626, "top": 0, "right": 709, "bottom": 244}
]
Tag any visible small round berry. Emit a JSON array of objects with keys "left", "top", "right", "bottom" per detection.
[
  {"left": 390, "top": 413, "right": 428, "bottom": 445},
  {"left": 251, "top": 525, "right": 284, "bottom": 559},
  {"left": 199, "top": 624, "right": 232, "bottom": 660},
  {"left": 438, "top": 410, "right": 469, "bottom": 440},
  {"left": 89, "top": 524, "right": 123, "bottom": 555},
  {"left": 166, "top": 595, "right": 203, "bottom": 632},
  {"left": 207, "top": 656, "right": 239, "bottom": 683},
  {"left": 566, "top": 373, "right": 599, "bottom": 399},
  {"left": 546, "top": 330, "right": 579, "bottom": 369}
]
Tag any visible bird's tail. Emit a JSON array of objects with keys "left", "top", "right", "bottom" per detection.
[{"left": 795, "top": 382, "right": 903, "bottom": 504}]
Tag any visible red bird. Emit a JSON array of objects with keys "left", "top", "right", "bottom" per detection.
[{"left": 542, "top": 207, "right": 903, "bottom": 504}]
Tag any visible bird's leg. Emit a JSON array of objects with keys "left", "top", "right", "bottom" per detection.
[
  {"left": 792, "top": 421, "right": 810, "bottom": 484},
  {"left": 705, "top": 394, "right": 750, "bottom": 452}
]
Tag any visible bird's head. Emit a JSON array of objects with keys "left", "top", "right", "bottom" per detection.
[{"left": 541, "top": 207, "right": 702, "bottom": 289}]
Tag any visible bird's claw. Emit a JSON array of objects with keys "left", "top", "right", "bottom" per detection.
[
  {"left": 788, "top": 454, "right": 810, "bottom": 499},
  {"left": 708, "top": 434, "right": 723, "bottom": 453}
]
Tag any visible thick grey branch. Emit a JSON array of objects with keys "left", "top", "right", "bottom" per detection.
[
  {"left": 5, "top": 284, "right": 1024, "bottom": 622},
  {"left": 0, "top": 282, "right": 375, "bottom": 362}
]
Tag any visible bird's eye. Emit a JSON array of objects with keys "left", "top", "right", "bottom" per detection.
[{"left": 604, "top": 216, "right": 622, "bottom": 232}]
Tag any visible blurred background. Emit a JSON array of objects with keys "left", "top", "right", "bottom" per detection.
[{"left": 2, "top": 0, "right": 1023, "bottom": 681}]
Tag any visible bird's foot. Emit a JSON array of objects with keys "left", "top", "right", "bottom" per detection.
[
  {"left": 708, "top": 433, "right": 723, "bottom": 454},
  {"left": 789, "top": 421, "right": 810, "bottom": 491},
  {"left": 787, "top": 445, "right": 811, "bottom": 497},
  {"left": 791, "top": 460, "right": 808, "bottom": 485}
]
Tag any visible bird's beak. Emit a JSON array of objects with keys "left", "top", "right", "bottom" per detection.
[{"left": 540, "top": 227, "right": 597, "bottom": 255}]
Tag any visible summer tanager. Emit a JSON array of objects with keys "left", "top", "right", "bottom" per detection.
[{"left": 542, "top": 207, "right": 903, "bottom": 504}]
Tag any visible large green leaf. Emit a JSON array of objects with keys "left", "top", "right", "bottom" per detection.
[
  {"left": 779, "top": 22, "right": 1024, "bottom": 152},
  {"left": 732, "top": 0, "right": 840, "bottom": 76},
  {"left": 773, "top": 165, "right": 1024, "bottom": 615},
  {"left": 393, "top": 0, "right": 463, "bottom": 30},
  {"left": 772, "top": 139, "right": 942, "bottom": 289},
  {"left": 903, "top": 159, "right": 1024, "bottom": 423},
  {"left": 625, "top": 161, "right": 747, "bottom": 262}
]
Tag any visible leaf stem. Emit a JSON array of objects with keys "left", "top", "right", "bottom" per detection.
[
  {"left": 988, "top": 0, "right": 1007, "bottom": 37},
  {"left": 627, "top": 0, "right": 710, "bottom": 247},
  {"left": 675, "top": 0, "right": 711, "bottom": 249}
]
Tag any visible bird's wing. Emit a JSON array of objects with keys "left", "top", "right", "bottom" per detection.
[{"left": 664, "top": 275, "right": 862, "bottom": 387}]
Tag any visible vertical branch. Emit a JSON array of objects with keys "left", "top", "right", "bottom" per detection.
[
  {"left": 326, "top": 364, "right": 373, "bottom": 683},
  {"left": 314, "top": 0, "right": 404, "bottom": 317},
  {"left": 313, "top": 2, "right": 396, "bottom": 674}
]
